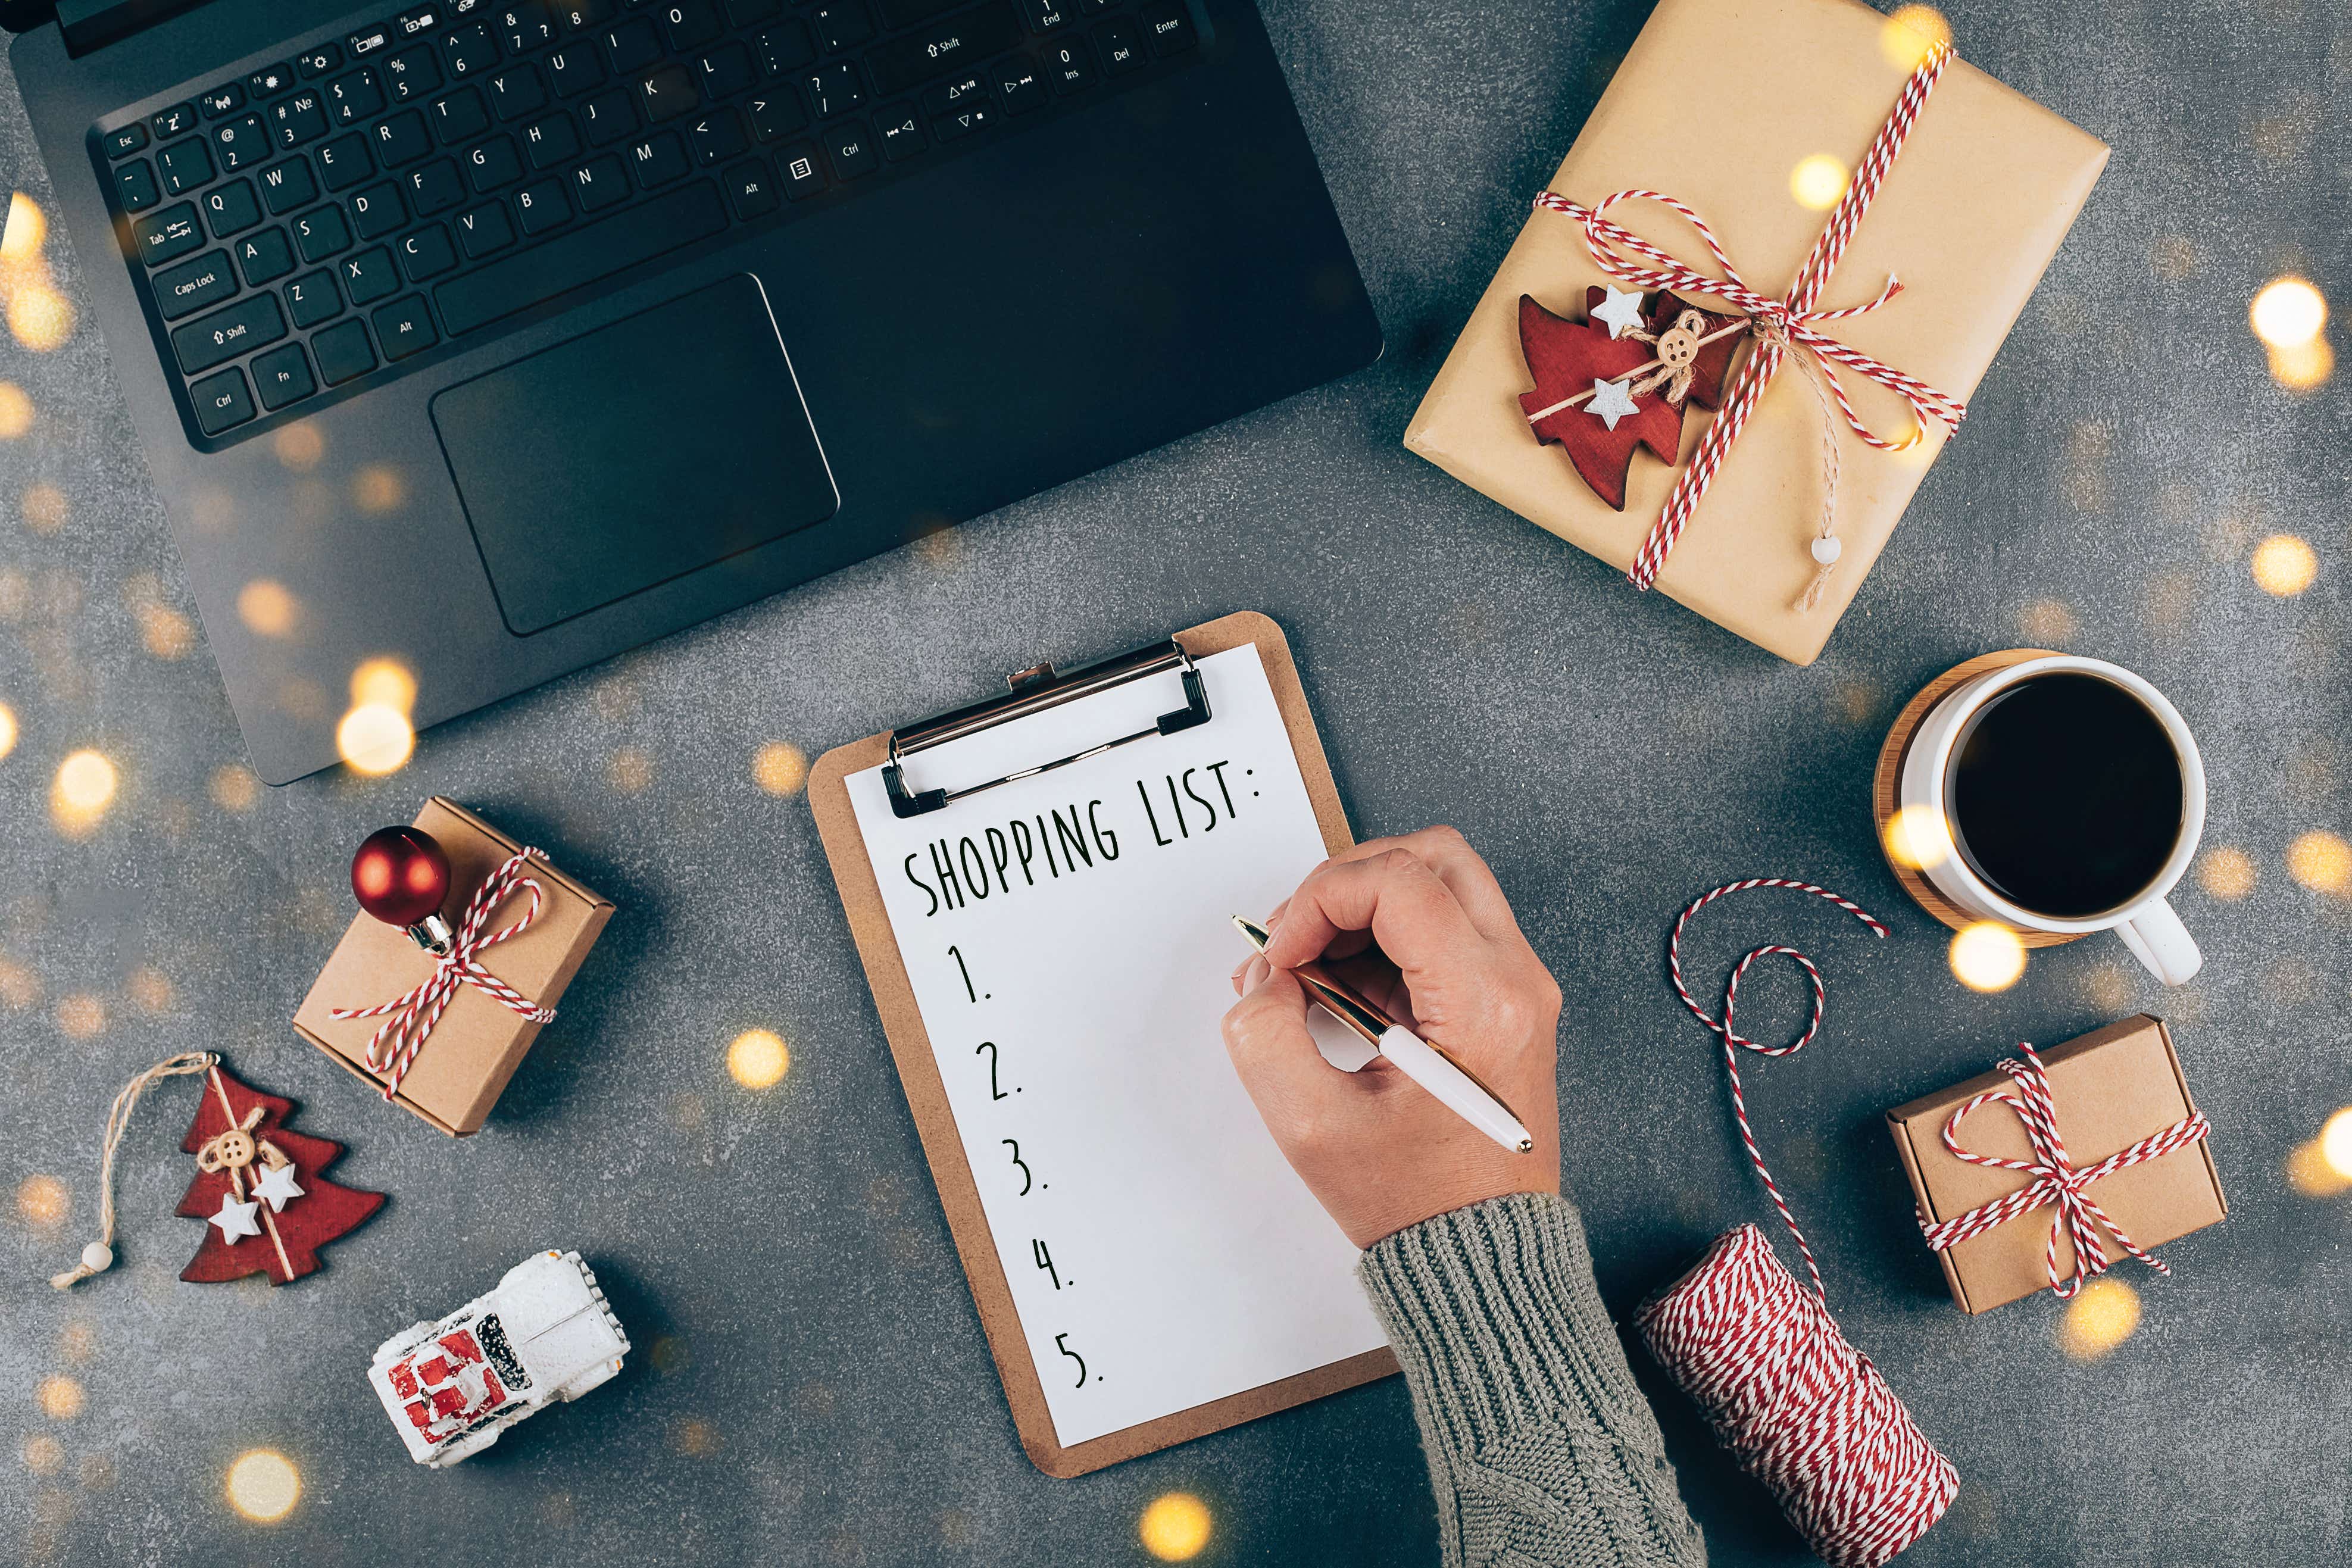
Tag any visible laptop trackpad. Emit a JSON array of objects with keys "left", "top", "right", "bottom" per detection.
[{"left": 432, "top": 274, "right": 838, "bottom": 636}]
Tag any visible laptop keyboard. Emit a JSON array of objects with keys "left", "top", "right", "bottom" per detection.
[{"left": 95, "top": 0, "right": 1202, "bottom": 445}]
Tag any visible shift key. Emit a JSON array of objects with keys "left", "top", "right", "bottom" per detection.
[
  {"left": 172, "top": 292, "right": 287, "bottom": 374},
  {"left": 867, "top": 2, "right": 1022, "bottom": 95}
]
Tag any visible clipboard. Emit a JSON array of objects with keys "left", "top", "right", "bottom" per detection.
[{"left": 810, "top": 611, "right": 1397, "bottom": 1476}]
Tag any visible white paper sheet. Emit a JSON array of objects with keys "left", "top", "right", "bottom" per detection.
[{"left": 845, "top": 644, "right": 1386, "bottom": 1448}]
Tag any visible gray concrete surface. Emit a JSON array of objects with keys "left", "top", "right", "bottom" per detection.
[{"left": 3, "top": 1, "right": 2347, "bottom": 1563}]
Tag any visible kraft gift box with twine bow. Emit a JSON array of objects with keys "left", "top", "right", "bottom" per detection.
[
  {"left": 294, "top": 799, "right": 614, "bottom": 1136},
  {"left": 1403, "top": 0, "right": 2109, "bottom": 663}
]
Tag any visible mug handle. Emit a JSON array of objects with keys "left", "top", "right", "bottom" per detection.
[{"left": 2114, "top": 897, "right": 2202, "bottom": 986}]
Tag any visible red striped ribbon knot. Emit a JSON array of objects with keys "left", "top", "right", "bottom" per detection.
[
  {"left": 329, "top": 848, "right": 557, "bottom": 1102},
  {"left": 1917, "top": 1042, "right": 2211, "bottom": 1298},
  {"left": 1532, "top": 41, "right": 1967, "bottom": 594}
]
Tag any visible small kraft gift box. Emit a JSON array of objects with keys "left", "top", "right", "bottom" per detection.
[
  {"left": 295, "top": 799, "right": 614, "bottom": 1136},
  {"left": 1886, "top": 1016, "right": 2226, "bottom": 1314},
  {"left": 1404, "top": 0, "right": 2109, "bottom": 663}
]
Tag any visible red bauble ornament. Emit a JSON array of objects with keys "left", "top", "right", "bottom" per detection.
[{"left": 352, "top": 826, "right": 452, "bottom": 929}]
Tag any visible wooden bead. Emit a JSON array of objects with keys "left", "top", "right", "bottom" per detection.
[{"left": 82, "top": 1242, "right": 113, "bottom": 1273}]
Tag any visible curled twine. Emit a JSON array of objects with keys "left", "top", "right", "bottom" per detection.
[
  {"left": 1918, "top": 1043, "right": 2211, "bottom": 1298},
  {"left": 51, "top": 1051, "right": 217, "bottom": 1289},
  {"left": 1531, "top": 40, "right": 1967, "bottom": 612},
  {"left": 1635, "top": 879, "right": 1959, "bottom": 1568},
  {"left": 329, "top": 848, "right": 556, "bottom": 1102}
]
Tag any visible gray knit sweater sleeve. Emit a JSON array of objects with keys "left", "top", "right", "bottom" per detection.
[{"left": 1357, "top": 1192, "right": 1707, "bottom": 1568}]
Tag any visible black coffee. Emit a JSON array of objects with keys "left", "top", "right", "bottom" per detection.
[{"left": 1947, "top": 673, "right": 2184, "bottom": 918}]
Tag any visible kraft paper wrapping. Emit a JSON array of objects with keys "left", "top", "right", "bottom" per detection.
[{"left": 1403, "top": 0, "right": 2108, "bottom": 664}]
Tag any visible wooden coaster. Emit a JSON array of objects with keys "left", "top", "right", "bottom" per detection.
[{"left": 1870, "top": 648, "right": 2085, "bottom": 947}]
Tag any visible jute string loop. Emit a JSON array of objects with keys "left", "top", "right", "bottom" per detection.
[{"left": 49, "top": 1051, "right": 217, "bottom": 1289}]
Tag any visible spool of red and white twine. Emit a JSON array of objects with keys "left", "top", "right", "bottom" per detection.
[{"left": 1633, "top": 879, "right": 1959, "bottom": 1568}]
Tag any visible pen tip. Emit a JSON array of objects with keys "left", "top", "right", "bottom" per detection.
[{"left": 1229, "top": 914, "right": 1269, "bottom": 949}]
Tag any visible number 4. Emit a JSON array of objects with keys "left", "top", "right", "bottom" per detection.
[{"left": 1033, "top": 1238, "right": 1061, "bottom": 1290}]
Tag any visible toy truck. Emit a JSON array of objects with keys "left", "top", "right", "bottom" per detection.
[{"left": 367, "top": 1250, "right": 628, "bottom": 1467}]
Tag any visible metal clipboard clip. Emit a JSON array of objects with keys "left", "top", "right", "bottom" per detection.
[{"left": 882, "top": 638, "right": 1213, "bottom": 819}]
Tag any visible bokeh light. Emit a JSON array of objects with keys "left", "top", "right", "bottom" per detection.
[
  {"left": 55, "top": 994, "right": 106, "bottom": 1039},
  {"left": 727, "top": 1029, "right": 790, "bottom": 1089},
  {"left": 271, "top": 424, "right": 323, "bottom": 472},
  {"left": 35, "top": 1376, "right": 84, "bottom": 1420},
  {"left": 1878, "top": 5, "right": 1951, "bottom": 68},
  {"left": 2323, "top": 1108, "right": 2352, "bottom": 1179},
  {"left": 2249, "top": 277, "right": 2326, "bottom": 349},
  {"left": 129, "top": 967, "right": 175, "bottom": 1013},
  {"left": 349, "top": 657, "right": 417, "bottom": 715},
  {"left": 21, "top": 482, "right": 68, "bottom": 534},
  {"left": 2286, "top": 830, "right": 2351, "bottom": 894},
  {"left": 336, "top": 702, "right": 414, "bottom": 775},
  {"left": 50, "top": 749, "right": 118, "bottom": 837},
  {"left": 2193, "top": 847, "right": 2257, "bottom": 901},
  {"left": 236, "top": 580, "right": 298, "bottom": 638},
  {"left": 2056, "top": 1276, "right": 2140, "bottom": 1360},
  {"left": 607, "top": 746, "right": 654, "bottom": 794},
  {"left": 210, "top": 764, "right": 259, "bottom": 813},
  {"left": 2285, "top": 1134, "right": 2351, "bottom": 1198},
  {"left": 2266, "top": 336, "right": 2333, "bottom": 392},
  {"left": 21, "top": 1434, "right": 63, "bottom": 1475},
  {"left": 2249, "top": 534, "right": 2317, "bottom": 596},
  {"left": 1882, "top": 802, "right": 1953, "bottom": 871},
  {"left": 2, "top": 192, "right": 45, "bottom": 261},
  {"left": 8, "top": 286, "right": 75, "bottom": 352},
  {"left": 754, "top": 741, "right": 808, "bottom": 797},
  {"left": 351, "top": 465, "right": 405, "bottom": 513},
  {"left": 0, "top": 382, "right": 31, "bottom": 439},
  {"left": 136, "top": 601, "right": 196, "bottom": 659},
  {"left": 1139, "top": 1492, "right": 1214, "bottom": 1561},
  {"left": 1789, "top": 155, "right": 1848, "bottom": 211},
  {"left": 2016, "top": 597, "right": 2076, "bottom": 646},
  {"left": 1949, "top": 922, "right": 2026, "bottom": 991},
  {"left": 671, "top": 1417, "right": 719, "bottom": 1457},
  {"left": 0, "top": 701, "right": 16, "bottom": 761},
  {"left": 16, "top": 1174, "right": 68, "bottom": 1229},
  {"left": 223, "top": 1450, "right": 301, "bottom": 1523}
]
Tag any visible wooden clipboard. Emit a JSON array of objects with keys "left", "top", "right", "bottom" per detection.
[{"left": 809, "top": 611, "right": 1397, "bottom": 1476}]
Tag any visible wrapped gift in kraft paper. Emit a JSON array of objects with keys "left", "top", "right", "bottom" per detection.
[
  {"left": 295, "top": 799, "right": 614, "bottom": 1136},
  {"left": 1404, "top": 0, "right": 2108, "bottom": 663}
]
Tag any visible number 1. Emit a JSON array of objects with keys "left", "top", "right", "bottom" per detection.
[{"left": 949, "top": 944, "right": 977, "bottom": 1002}]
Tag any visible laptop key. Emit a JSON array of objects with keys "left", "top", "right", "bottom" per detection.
[
  {"left": 721, "top": 0, "right": 779, "bottom": 27},
  {"left": 350, "top": 183, "right": 407, "bottom": 240},
  {"left": 251, "top": 341, "right": 316, "bottom": 409},
  {"left": 488, "top": 63, "right": 550, "bottom": 120},
  {"left": 811, "top": 3, "right": 872, "bottom": 51},
  {"left": 445, "top": 23, "right": 501, "bottom": 77},
  {"left": 746, "top": 90, "right": 805, "bottom": 142},
  {"left": 189, "top": 367, "right": 256, "bottom": 434},
  {"left": 627, "top": 129, "right": 688, "bottom": 186},
  {"left": 516, "top": 177, "right": 573, "bottom": 233},
  {"left": 875, "top": 107, "right": 922, "bottom": 161},
  {"left": 524, "top": 113, "right": 582, "bottom": 168},
  {"left": 261, "top": 156, "right": 317, "bottom": 214},
  {"left": 1139, "top": 0, "right": 1194, "bottom": 55},
  {"left": 822, "top": 118, "right": 876, "bottom": 180},
  {"left": 696, "top": 41, "right": 754, "bottom": 98},
  {"left": 372, "top": 110, "right": 434, "bottom": 166},
  {"left": 153, "top": 249, "right": 238, "bottom": 319},
  {"left": 869, "top": 3, "right": 1020, "bottom": 95},
  {"left": 295, "top": 204, "right": 354, "bottom": 261},
  {"left": 776, "top": 142, "right": 823, "bottom": 198},
  {"left": 341, "top": 245, "right": 401, "bottom": 304},
  {"left": 172, "top": 291, "right": 286, "bottom": 374},
  {"left": 570, "top": 154, "right": 630, "bottom": 210},
  {"left": 658, "top": 0, "right": 721, "bottom": 52},
  {"left": 318, "top": 132, "right": 374, "bottom": 190},
  {"left": 298, "top": 45, "right": 343, "bottom": 79},
  {"left": 248, "top": 63, "right": 298, "bottom": 99},
  {"left": 433, "top": 87, "right": 491, "bottom": 143},
  {"left": 236, "top": 226, "right": 296, "bottom": 285},
  {"left": 399, "top": 224, "right": 460, "bottom": 280},
  {"left": 721, "top": 156, "right": 776, "bottom": 217},
  {"left": 157, "top": 137, "right": 214, "bottom": 193},
  {"left": 1044, "top": 36, "right": 1092, "bottom": 93},
  {"left": 754, "top": 20, "right": 814, "bottom": 76},
  {"left": 1095, "top": 17, "right": 1142, "bottom": 73},
  {"left": 500, "top": 1, "right": 560, "bottom": 52},
  {"left": 385, "top": 45, "right": 444, "bottom": 103},
  {"left": 203, "top": 180, "right": 263, "bottom": 237},
  {"left": 992, "top": 57, "right": 1046, "bottom": 113},
  {"left": 213, "top": 113, "right": 271, "bottom": 170},
  {"left": 688, "top": 107, "right": 745, "bottom": 165},
  {"left": 930, "top": 101, "right": 992, "bottom": 140},
  {"left": 918, "top": 70, "right": 985, "bottom": 114},
  {"left": 199, "top": 83, "right": 246, "bottom": 118},
  {"left": 548, "top": 42, "right": 607, "bottom": 96},
  {"left": 580, "top": 86, "right": 639, "bottom": 143},
  {"left": 405, "top": 157, "right": 468, "bottom": 213},
  {"left": 604, "top": 17, "right": 663, "bottom": 73},
  {"left": 104, "top": 123, "right": 149, "bottom": 158},
  {"left": 468, "top": 135, "right": 525, "bottom": 189},
  {"left": 271, "top": 90, "right": 330, "bottom": 147},
  {"left": 801, "top": 61, "right": 862, "bottom": 117},
  {"left": 455, "top": 201, "right": 517, "bottom": 255},
  {"left": 558, "top": 0, "right": 615, "bottom": 29},
  {"left": 639, "top": 64, "right": 699, "bottom": 121},
  {"left": 152, "top": 103, "right": 199, "bottom": 139},
  {"left": 114, "top": 160, "right": 160, "bottom": 213},
  {"left": 133, "top": 203, "right": 205, "bottom": 266},
  {"left": 435, "top": 178, "right": 726, "bottom": 333},
  {"left": 327, "top": 69, "right": 386, "bottom": 125},
  {"left": 285, "top": 270, "right": 344, "bottom": 328},
  {"left": 311, "top": 318, "right": 377, "bottom": 383},
  {"left": 1020, "top": 0, "right": 1070, "bottom": 31}
]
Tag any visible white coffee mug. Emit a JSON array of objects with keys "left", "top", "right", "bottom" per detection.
[{"left": 1897, "top": 654, "right": 2204, "bottom": 985}]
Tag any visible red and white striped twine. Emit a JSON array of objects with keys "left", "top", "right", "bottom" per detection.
[
  {"left": 1532, "top": 42, "right": 1966, "bottom": 592},
  {"left": 1917, "top": 1042, "right": 2211, "bottom": 1298},
  {"left": 329, "top": 848, "right": 557, "bottom": 1101},
  {"left": 1639, "top": 879, "right": 1958, "bottom": 1568}
]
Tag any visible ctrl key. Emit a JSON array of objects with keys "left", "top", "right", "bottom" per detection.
[{"left": 188, "top": 367, "right": 256, "bottom": 435}]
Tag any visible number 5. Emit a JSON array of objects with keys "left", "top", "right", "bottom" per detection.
[{"left": 1054, "top": 1333, "right": 1086, "bottom": 1389}]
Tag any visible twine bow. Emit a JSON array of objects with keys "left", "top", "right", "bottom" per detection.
[
  {"left": 330, "top": 848, "right": 557, "bottom": 1101},
  {"left": 1532, "top": 40, "right": 1968, "bottom": 612},
  {"left": 1917, "top": 1042, "right": 2212, "bottom": 1298}
]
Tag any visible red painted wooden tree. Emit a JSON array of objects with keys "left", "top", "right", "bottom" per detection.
[
  {"left": 176, "top": 1063, "right": 385, "bottom": 1285},
  {"left": 1518, "top": 286, "right": 1741, "bottom": 510}
]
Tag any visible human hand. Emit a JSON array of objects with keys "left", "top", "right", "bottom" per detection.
[{"left": 1222, "top": 827, "right": 1562, "bottom": 1248}]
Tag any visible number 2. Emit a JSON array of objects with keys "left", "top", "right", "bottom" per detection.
[
  {"left": 1002, "top": 1138, "right": 1032, "bottom": 1195},
  {"left": 976, "top": 1041, "right": 1008, "bottom": 1100},
  {"left": 1033, "top": 1238, "right": 1061, "bottom": 1290},
  {"left": 1055, "top": 1333, "right": 1086, "bottom": 1389}
]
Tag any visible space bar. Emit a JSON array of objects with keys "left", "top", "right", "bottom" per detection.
[{"left": 436, "top": 183, "right": 730, "bottom": 336}]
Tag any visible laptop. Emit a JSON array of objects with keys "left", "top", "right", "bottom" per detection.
[{"left": 9, "top": 0, "right": 1378, "bottom": 782}]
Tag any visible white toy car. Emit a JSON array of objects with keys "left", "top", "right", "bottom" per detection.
[{"left": 367, "top": 1250, "right": 629, "bottom": 1467}]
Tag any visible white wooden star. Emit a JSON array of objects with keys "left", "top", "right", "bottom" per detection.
[
  {"left": 1586, "top": 377, "right": 1642, "bottom": 431},
  {"left": 1591, "top": 285, "right": 1648, "bottom": 339},
  {"left": 208, "top": 1192, "right": 263, "bottom": 1243},
  {"left": 251, "top": 1161, "right": 305, "bottom": 1213}
]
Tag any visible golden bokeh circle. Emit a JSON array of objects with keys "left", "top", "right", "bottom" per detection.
[
  {"left": 2249, "top": 534, "right": 2317, "bottom": 596},
  {"left": 236, "top": 579, "right": 299, "bottom": 638},
  {"left": 754, "top": 741, "right": 809, "bottom": 797},
  {"left": 2193, "top": 847, "right": 2257, "bottom": 901},
  {"left": 2286, "top": 830, "right": 2351, "bottom": 894},
  {"left": 16, "top": 1173, "right": 68, "bottom": 1229},
  {"left": 0, "top": 382, "right": 32, "bottom": 439},
  {"left": 0, "top": 700, "right": 17, "bottom": 761},
  {"left": 2249, "top": 276, "right": 2326, "bottom": 349},
  {"left": 2056, "top": 1276, "right": 2141, "bottom": 1360},
  {"left": 1948, "top": 922, "right": 2026, "bottom": 992},
  {"left": 55, "top": 993, "right": 107, "bottom": 1039},
  {"left": 35, "top": 1375, "right": 84, "bottom": 1420},
  {"left": 1878, "top": 4, "right": 1951, "bottom": 68},
  {"left": 21, "top": 1433, "right": 64, "bottom": 1474},
  {"left": 728, "top": 1029, "right": 791, "bottom": 1089},
  {"left": 1788, "top": 155, "right": 1848, "bottom": 211},
  {"left": 210, "top": 764, "right": 259, "bottom": 813},
  {"left": 1139, "top": 1492, "right": 1214, "bottom": 1561},
  {"left": 1881, "top": 803, "right": 1952, "bottom": 871},
  {"left": 349, "top": 657, "right": 418, "bottom": 714},
  {"left": 224, "top": 1449, "right": 301, "bottom": 1523},
  {"left": 336, "top": 702, "right": 416, "bottom": 775},
  {"left": 1, "top": 193, "right": 46, "bottom": 261},
  {"left": 2321, "top": 1108, "right": 2352, "bottom": 1181},
  {"left": 21, "top": 482, "right": 68, "bottom": 534}
]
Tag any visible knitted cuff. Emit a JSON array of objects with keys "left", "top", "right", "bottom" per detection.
[{"left": 1357, "top": 1191, "right": 1666, "bottom": 1460}]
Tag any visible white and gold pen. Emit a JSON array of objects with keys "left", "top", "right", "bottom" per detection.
[{"left": 1230, "top": 915, "right": 1535, "bottom": 1154}]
